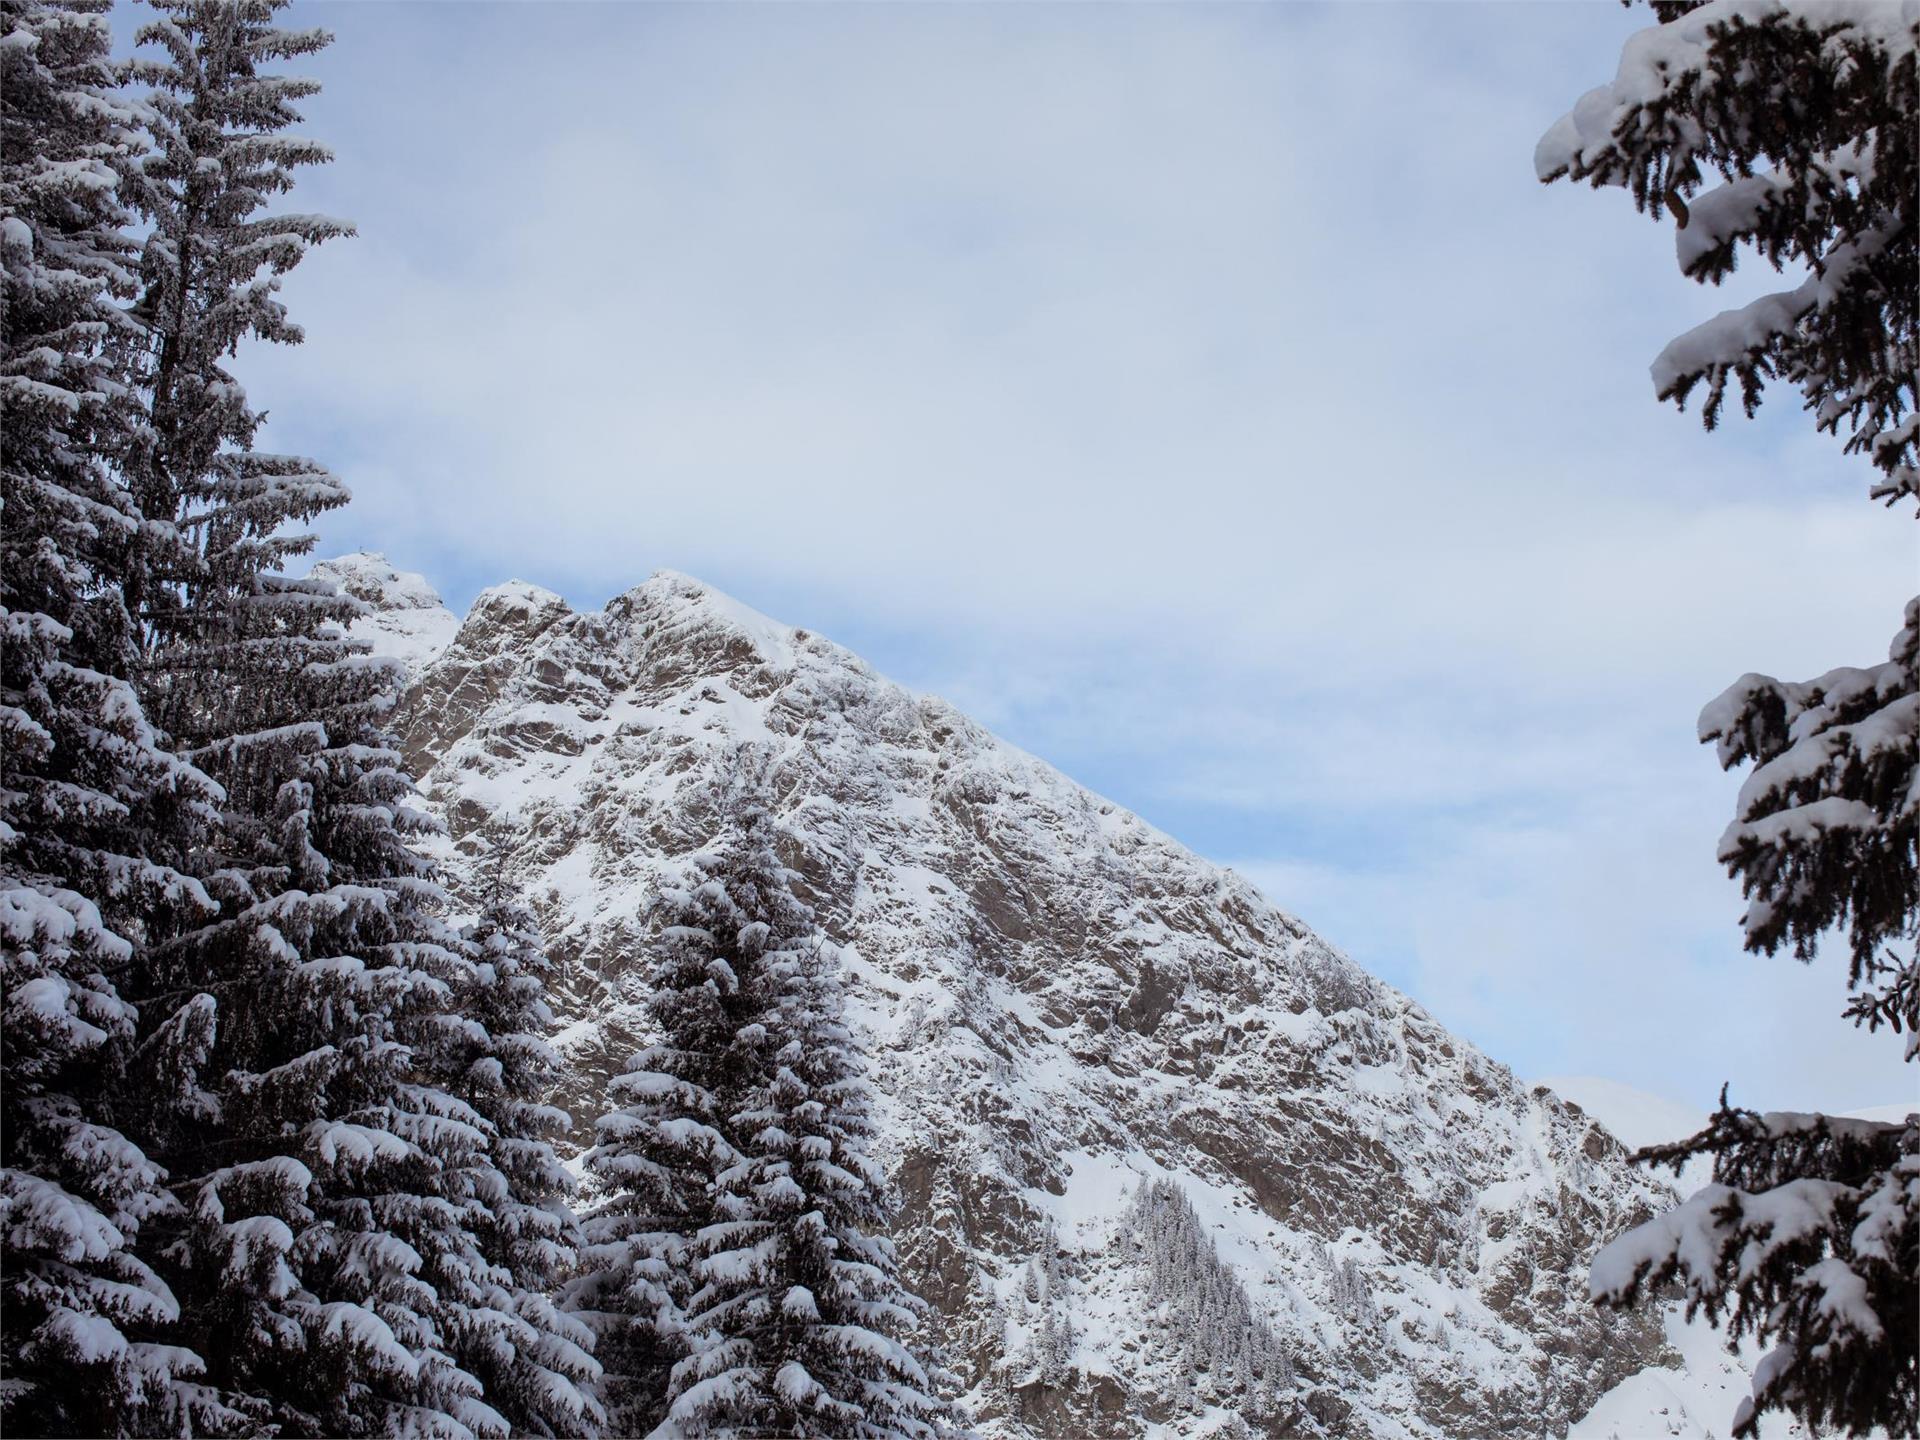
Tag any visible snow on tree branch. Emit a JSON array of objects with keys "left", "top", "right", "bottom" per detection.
[
  {"left": 1538, "top": 0, "right": 1919, "bottom": 506},
  {"left": 1545, "top": 5, "right": 1920, "bottom": 1436},
  {"left": 1592, "top": 1097, "right": 1917, "bottom": 1437},
  {"left": 1698, "top": 598, "right": 1918, "bottom": 1011}
]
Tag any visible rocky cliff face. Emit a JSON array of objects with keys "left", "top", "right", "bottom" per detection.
[{"left": 323, "top": 552, "right": 1675, "bottom": 1439}]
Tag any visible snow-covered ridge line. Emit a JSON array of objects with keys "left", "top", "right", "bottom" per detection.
[{"left": 320, "top": 553, "right": 1213, "bottom": 872}]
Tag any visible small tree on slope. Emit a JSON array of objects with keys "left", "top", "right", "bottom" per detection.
[
  {"left": 0, "top": 2, "right": 226, "bottom": 1429},
  {"left": 447, "top": 890, "right": 605, "bottom": 1438},
  {"left": 566, "top": 839, "right": 776, "bottom": 1436},
  {"left": 1539, "top": 4, "right": 1917, "bottom": 1436},
  {"left": 660, "top": 812, "right": 949, "bottom": 1440}
]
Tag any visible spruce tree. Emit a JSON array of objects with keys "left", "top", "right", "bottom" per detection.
[
  {"left": 1035, "top": 1308, "right": 1060, "bottom": 1389},
  {"left": 436, "top": 892, "right": 604, "bottom": 1438},
  {"left": 113, "top": 0, "right": 351, "bottom": 671},
  {"left": 1540, "top": 5, "right": 1918, "bottom": 1435},
  {"left": 1536, "top": 0, "right": 1916, "bottom": 504},
  {"left": 0, "top": 2, "right": 224, "bottom": 1430},
  {"left": 90, "top": 3, "right": 598, "bottom": 1432},
  {"left": 584, "top": 795, "right": 949, "bottom": 1439},
  {"left": 567, "top": 839, "right": 774, "bottom": 1435},
  {"left": 666, "top": 922, "right": 947, "bottom": 1440}
]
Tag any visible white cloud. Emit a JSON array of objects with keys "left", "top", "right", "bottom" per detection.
[{"left": 243, "top": 1, "right": 1914, "bottom": 1118}]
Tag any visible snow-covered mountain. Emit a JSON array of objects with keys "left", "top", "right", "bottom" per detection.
[
  {"left": 1533, "top": 1079, "right": 1710, "bottom": 1160},
  {"left": 321, "top": 552, "right": 1684, "bottom": 1438},
  {"left": 1539, "top": 1076, "right": 1918, "bottom": 1203}
]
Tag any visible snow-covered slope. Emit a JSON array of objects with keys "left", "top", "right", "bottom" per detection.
[
  {"left": 310, "top": 551, "right": 462, "bottom": 672},
  {"left": 1538, "top": 1075, "right": 1917, "bottom": 1197},
  {"left": 320, "top": 554, "right": 1683, "bottom": 1438},
  {"left": 1842, "top": 1102, "right": 1920, "bottom": 1126},
  {"left": 1536, "top": 1076, "right": 1718, "bottom": 1204},
  {"left": 1567, "top": 1307, "right": 1814, "bottom": 1440}
]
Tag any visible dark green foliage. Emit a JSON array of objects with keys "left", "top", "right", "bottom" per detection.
[
  {"left": 114, "top": 0, "right": 352, "bottom": 700},
  {"left": 1602, "top": 1098, "right": 1917, "bottom": 1438},
  {"left": 1541, "top": 5, "right": 1918, "bottom": 1436},
  {"left": 1699, "top": 600, "right": 1917, "bottom": 997},
  {"left": 447, "top": 893, "right": 604, "bottom": 1438},
  {"left": 567, "top": 833, "right": 772, "bottom": 1436},
  {"left": 0, "top": 2, "right": 225, "bottom": 1430},
  {"left": 1538, "top": 0, "right": 1917, "bottom": 506},
  {"left": 5, "top": 3, "right": 599, "bottom": 1434},
  {"left": 80, "top": 4, "right": 603, "bottom": 1431}
]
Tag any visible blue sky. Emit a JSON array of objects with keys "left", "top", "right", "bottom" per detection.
[{"left": 208, "top": 1, "right": 1913, "bottom": 1115}]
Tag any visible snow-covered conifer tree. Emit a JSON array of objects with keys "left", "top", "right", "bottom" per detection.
[
  {"left": 82, "top": 4, "right": 597, "bottom": 1431},
  {"left": 113, "top": 0, "right": 352, "bottom": 672},
  {"left": 433, "top": 890, "right": 604, "bottom": 1437},
  {"left": 656, "top": 803, "right": 952, "bottom": 1439},
  {"left": 1035, "top": 1307, "right": 1061, "bottom": 1389},
  {"left": 1540, "top": 7, "right": 1917, "bottom": 1434},
  {"left": 1536, "top": 1, "right": 1915, "bottom": 502},
  {"left": 135, "top": 580, "right": 523, "bottom": 1432},
  {"left": 1124, "top": 1179, "right": 1294, "bottom": 1420},
  {"left": 0, "top": 2, "right": 226, "bottom": 1429},
  {"left": 566, "top": 841, "right": 772, "bottom": 1435}
]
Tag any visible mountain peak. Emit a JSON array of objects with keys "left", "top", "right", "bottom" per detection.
[
  {"left": 310, "top": 551, "right": 460, "bottom": 671},
  {"left": 310, "top": 550, "right": 446, "bottom": 612},
  {"left": 472, "top": 578, "right": 570, "bottom": 618},
  {"left": 623, "top": 568, "right": 810, "bottom": 674}
]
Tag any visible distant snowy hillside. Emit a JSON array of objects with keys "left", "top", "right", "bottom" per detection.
[
  {"left": 315, "top": 552, "right": 1692, "bottom": 1438},
  {"left": 1568, "top": 1309, "right": 1812, "bottom": 1440},
  {"left": 1539, "top": 1075, "right": 1916, "bottom": 1186},
  {"left": 1843, "top": 1102, "right": 1920, "bottom": 1127}
]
